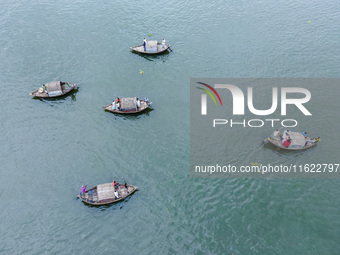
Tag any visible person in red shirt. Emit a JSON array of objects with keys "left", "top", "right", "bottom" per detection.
[
  {"left": 113, "top": 180, "right": 118, "bottom": 189},
  {"left": 284, "top": 139, "right": 292, "bottom": 148}
]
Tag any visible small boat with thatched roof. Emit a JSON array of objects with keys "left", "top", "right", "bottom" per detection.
[
  {"left": 264, "top": 129, "right": 320, "bottom": 150},
  {"left": 29, "top": 81, "right": 77, "bottom": 98},
  {"left": 78, "top": 182, "right": 138, "bottom": 206},
  {"left": 104, "top": 97, "right": 152, "bottom": 114},
  {"left": 130, "top": 40, "right": 171, "bottom": 54}
]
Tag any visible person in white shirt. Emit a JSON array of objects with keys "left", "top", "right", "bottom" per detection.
[
  {"left": 112, "top": 100, "right": 116, "bottom": 110},
  {"left": 114, "top": 189, "right": 119, "bottom": 199},
  {"left": 273, "top": 129, "right": 279, "bottom": 138},
  {"left": 143, "top": 38, "right": 147, "bottom": 51},
  {"left": 162, "top": 38, "right": 166, "bottom": 48},
  {"left": 136, "top": 98, "right": 140, "bottom": 109}
]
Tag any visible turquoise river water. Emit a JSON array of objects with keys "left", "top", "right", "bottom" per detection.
[{"left": 0, "top": 0, "right": 340, "bottom": 254}]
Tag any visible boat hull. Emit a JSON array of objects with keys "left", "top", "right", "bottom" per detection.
[
  {"left": 104, "top": 100, "right": 152, "bottom": 114},
  {"left": 266, "top": 137, "right": 319, "bottom": 150},
  {"left": 78, "top": 184, "right": 138, "bottom": 206},
  {"left": 30, "top": 82, "right": 77, "bottom": 98},
  {"left": 130, "top": 43, "right": 170, "bottom": 54}
]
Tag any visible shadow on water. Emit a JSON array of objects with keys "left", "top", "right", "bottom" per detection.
[
  {"left": 78, "top": 191, "right": 138, "bottom": 211},
  {"left": 31, "top": 87, "right": 80, "bottom": 103},
  {"left": 130, "top": 49, "right": 171, "bottom": 62}
]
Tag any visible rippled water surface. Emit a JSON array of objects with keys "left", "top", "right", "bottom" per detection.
[{"left": 1, "top": 0, "right": 340, "bottom": 254}]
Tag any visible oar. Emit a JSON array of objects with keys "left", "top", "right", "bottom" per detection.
[
  {"left": 168, "top": 45, "right": 172, "bottom": 52},
  {"left": 261, "top": 138, "right": 268, "bottom": 146}
]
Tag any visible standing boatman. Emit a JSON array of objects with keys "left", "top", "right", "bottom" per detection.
[
  {"left": 80, "top": 185, "right": 87, "bottom": 196},
  {"left": 143, "top": 38, "right": 146, "bottom": 51}
]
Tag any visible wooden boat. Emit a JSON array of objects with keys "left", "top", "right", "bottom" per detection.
[
  {"left": 78, "top": 183, "right": 138, "bottom": 206},
  {"left": 104, "top": 97, "right": 152, "bottom": 114},
  {"left": 130, "top": 40, "right": 171, "bottom": 54},
  {"left": 29, "top": 81, "right": 77, "bottom": 98},
  {"left": 265, "top": 129, "right": 320, "bottom": 150}
]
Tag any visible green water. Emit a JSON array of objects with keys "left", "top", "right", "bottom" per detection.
[{"left": 1, "top": 0, "right": 339, "bottom": 254}]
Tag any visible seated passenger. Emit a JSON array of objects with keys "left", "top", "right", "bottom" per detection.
[
  {"left": 114, "top": 190, "right": 119, "bottom": 199},
  {"left": 124, "top": 183, "right": 129, "bottom": 194},
  {"left": 284, "top": 139, "right": 292, "bottom": 148}
]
